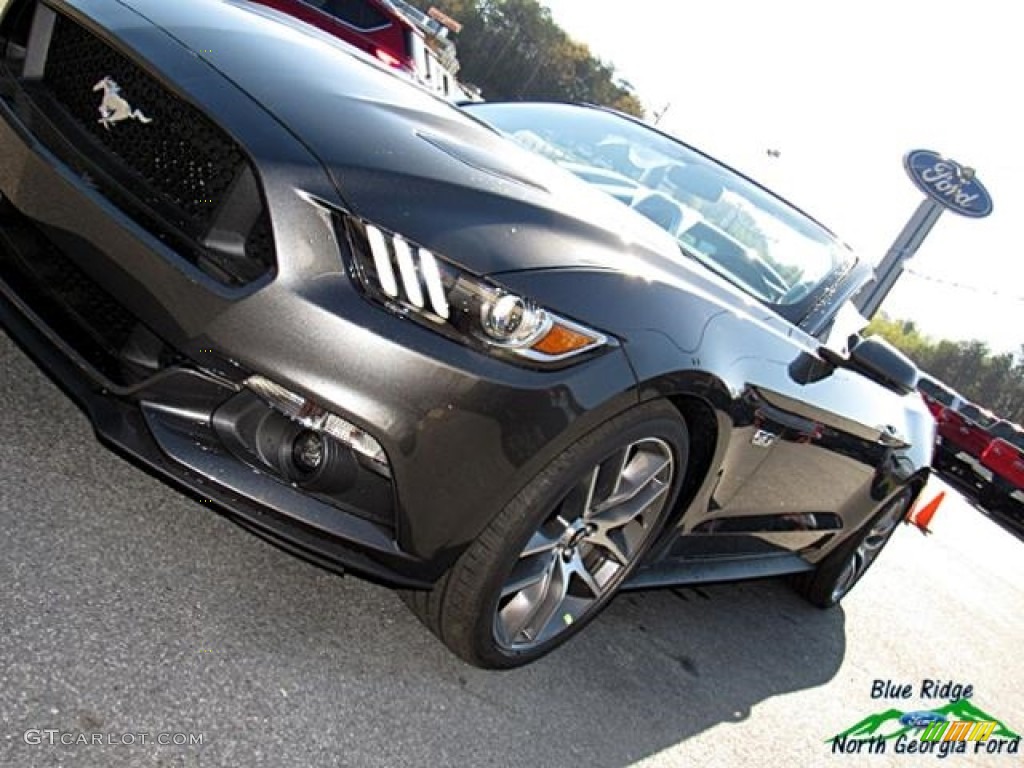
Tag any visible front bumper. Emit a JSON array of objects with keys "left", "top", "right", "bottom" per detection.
[
  {"left": 0, "top": 198, "right": 436, "bottom": 586},
  {"left": 1, "top": 287, "right": 432, "bottom": 584},
  {"left": 959, "top": 451, "right": 990, "bottom": 482},
  {"left": 0, "top": 144, "right": 637, "bottom": 586},
  {"left": 0, "top": 5, "right": 640, "bottom": 585}
]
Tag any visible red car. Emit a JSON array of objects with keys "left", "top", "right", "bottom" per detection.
[
  {"left": 249, "top": 0, "right": 463, "bottom": 98},
  {"left": 934, "top": 401, "right": 997, "bottom": 478},
  {"left": 917, "top": 374, "right": 965, "bottom": 421},
  {"left": 975, "top": 421, "right": 1024, "bottom": 516}
]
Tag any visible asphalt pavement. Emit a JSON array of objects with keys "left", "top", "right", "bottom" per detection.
[{"left": 1, "top": 329, "right": 1022, "bottom": 767}]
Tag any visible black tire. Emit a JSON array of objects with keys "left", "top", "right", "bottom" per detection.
[
  {"left": 795, "top": 486, "right": 916, "bottom": 609},
  {"left": 978, "top": 483, "right": 1002, "bottom": 512},
  {"left": 403, "top": 400, "right": 689, "bottom": 668}
]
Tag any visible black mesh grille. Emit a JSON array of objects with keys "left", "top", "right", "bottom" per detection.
[
  {"left": 28, "top": 11, "right": 274, "bottom": 283},
  {"left": 29, "top": 243, "right": 137, "bottom": 347},
  {"left": 0, "top": 205, "right": 143, "bottom": 381}
]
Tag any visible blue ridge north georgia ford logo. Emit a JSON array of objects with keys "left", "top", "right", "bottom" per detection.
[{"left": 904, "top": 149, "right": 993, "bottom": 218}]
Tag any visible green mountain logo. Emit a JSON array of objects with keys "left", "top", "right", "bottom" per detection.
[{"left": 829, "top": 699, "right": 1021, "bottom": 742}]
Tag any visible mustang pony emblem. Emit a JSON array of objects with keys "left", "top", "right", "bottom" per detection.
[{"left": 93, "top": 76, "right": 153, "bottom": 130}]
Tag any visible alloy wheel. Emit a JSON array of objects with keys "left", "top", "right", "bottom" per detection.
[
  {"left": 494, "top": 437, "right": 675, "bottom": 651},
  {"left": 829, "top": 492, "right": 909, "bottom": 603}
]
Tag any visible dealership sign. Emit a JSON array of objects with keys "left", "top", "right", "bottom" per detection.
[{"left": 904, "top": 149, "right": 993, "bottom": 218}]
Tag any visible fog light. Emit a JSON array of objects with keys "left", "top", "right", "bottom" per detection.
[
  {"left": 245, "top": 375, "right": 391, "bottom": 477},
  {"left": 287, "top": 427, "right": 357, "bottom": 494},
  {"left": 292, "top": 430, "right": 325, "bottom": 474}
]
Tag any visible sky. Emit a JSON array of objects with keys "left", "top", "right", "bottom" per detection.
[{"left": 541, "top": 0, "right": 1022, "bottom": 354}]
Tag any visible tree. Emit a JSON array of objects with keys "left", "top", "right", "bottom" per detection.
[
  {"left": 406, "top": 0, "right": 644, "bottom": 116},
  {"left": 867, "top": 313, "right": 1024, "bottom": 423}
]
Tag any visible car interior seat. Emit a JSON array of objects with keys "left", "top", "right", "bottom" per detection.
[{"left": 631, "top": 192, "right": 684, "bottom": 233}]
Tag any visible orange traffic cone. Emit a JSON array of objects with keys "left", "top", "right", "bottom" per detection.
[{"left": 910, "top": 491, "right": 945, "bottom": 535}]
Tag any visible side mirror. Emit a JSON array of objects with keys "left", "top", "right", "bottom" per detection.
[{"left": 848, "top": 336, "right": 918, "bottom": 395}]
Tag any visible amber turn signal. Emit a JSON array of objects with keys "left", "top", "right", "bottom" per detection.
[{"left": 532, "top": 323, "right": 601, "bottom": 357}]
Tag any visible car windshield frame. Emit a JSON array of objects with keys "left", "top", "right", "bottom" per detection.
[{"left": 464, "top": 102, "right": 857, "bottom": 326}]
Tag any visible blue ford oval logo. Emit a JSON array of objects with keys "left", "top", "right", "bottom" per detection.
[{"left": 904, "top": 150, "right": 993, "bottom": 218}]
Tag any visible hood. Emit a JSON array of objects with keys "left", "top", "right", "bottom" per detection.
[{"left": 105, "top": 0, "right": 687, "bottom": 277}]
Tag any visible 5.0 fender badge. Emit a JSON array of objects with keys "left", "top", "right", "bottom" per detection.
[{"left": 93, "top": 76, "right": 153, "bottom": 130}]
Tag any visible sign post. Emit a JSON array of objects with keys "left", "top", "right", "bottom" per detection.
[{"left": 853, "top": 150, "right": 993, "bottom": 319}]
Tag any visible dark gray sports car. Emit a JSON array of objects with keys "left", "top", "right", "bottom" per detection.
[{"left": 0, "top": 0, "right": 934, "bottom": 667}]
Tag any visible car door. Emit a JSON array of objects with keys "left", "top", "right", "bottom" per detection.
[{"left": 683, "top": 309, "right": 926, "bottom": 555}]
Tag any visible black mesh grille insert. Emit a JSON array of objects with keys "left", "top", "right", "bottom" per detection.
[
  {"left": 44, "top": 16, "right": 241, "bottom": 232},
  {"left": 0, "top": 203, "right": 144, "bottom": 382},
  {"left": 29, "top": 11, "right": 274, "bottom": 284}
]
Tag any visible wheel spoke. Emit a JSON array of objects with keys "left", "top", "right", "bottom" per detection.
[
  {"left": 588, "top": 530, "right": 630, "bottom": 565},
  {"left": 869, "top": 517, "right": 900, "bottom": 540},
  {"left": 565, "top": 551, "right": 602, "bottom": 597},
  {"left": 501, "top": 550, "right": 555, "bottom": 597},
  {"left": 831, "top": 491, "right": 911, "bottom": 604},
  {"left": 499, "top": 547, "right": 612, "bottom": 645},
  {"left": 520, "top": 528, "right": 561, "bottom": 558},
  {"left": 852, "top": 550, "right": 866, "bottom": 578},
  {"left": 861, "top": 534, "right": 887, "bottom": 556},
  {"left": 590, "top": 478, "right": 669, "bottom": 531},
  {"left": 530, "top": 553, "right": 604, "bottom": 643},
  {"left": 602, "top": 449, "right": 673, "bottom": 509},
  {"left": 581, "top": 465, "right": 601, "bottom": 517},
  {"left": 494, "top": 436, "right": 677, "bottom": 651},
  {"left": 831, "top": 556, "right": 859, "bottom": 601},
  {"left": 862, "top": 499, "right": 906, "bottom": 555},
  {"left": 498, "top": 554, "right": 565, "bottom": 643},
  {"left": 601, "top": 446, "right": 634, "bottom": 502},
  {"left": 515, "top": 556, "right": 571, "bottom": 643}
]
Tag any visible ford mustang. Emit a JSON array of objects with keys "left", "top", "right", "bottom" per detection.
[{"left": 0, "top": 0, "right": 934, "bottom": 668}]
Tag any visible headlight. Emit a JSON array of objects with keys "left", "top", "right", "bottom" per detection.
[{"left": 339, "top": 215, "right": 608, "bottom": 365}]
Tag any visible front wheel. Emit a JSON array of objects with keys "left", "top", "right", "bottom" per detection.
[
  {"left": 795, "top": 486, "right": 916, "bottom": 608},
  {"left": 405, "top": 400, "right": 689, "bottom": 668}
]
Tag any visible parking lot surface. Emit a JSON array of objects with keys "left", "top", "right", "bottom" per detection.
[{"left": 1, "top": 330, "right": 1021, "bottom": 767}]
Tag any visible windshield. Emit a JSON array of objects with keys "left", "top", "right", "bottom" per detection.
[
  {"left": 918, "top": 377, "right": 956, "bottom": 406},
  {"left": 467, "top": 102, "right": 852, "bottom": 310},
  {"left": 990, "top": 421, "right": 1024, "bottom": 446},
  {"left": 990, "top": 421, "right": 1015, "bottom": 440},
  {"left": 958, "top": 404, "right": 997, "bottom": 429}
]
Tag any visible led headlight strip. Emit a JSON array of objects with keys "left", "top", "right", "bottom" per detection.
[{"left": 342, "top": 216, "right": 607, "bottom": 365}]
